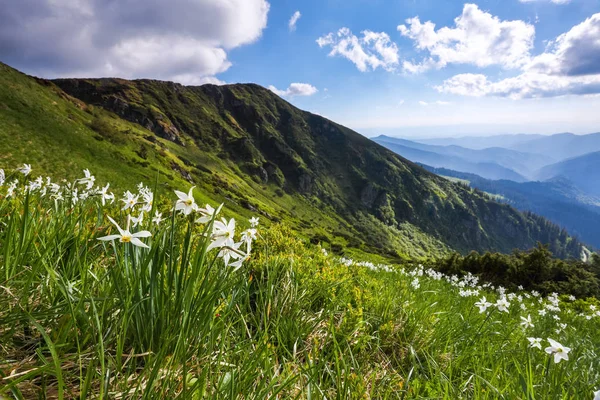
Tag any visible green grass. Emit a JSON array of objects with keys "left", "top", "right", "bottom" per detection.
[{"left": 1, "top": 172, "right": 599, "bottom": 399}]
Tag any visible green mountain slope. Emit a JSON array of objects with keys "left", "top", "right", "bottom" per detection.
[
  {"left": 0, "top": 62, "right": 583, "bottom": 258},
  {"left": 422, "top": 165, "right": 600, "bottom": 249}
]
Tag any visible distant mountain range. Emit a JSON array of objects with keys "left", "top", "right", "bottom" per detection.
[
  {"left": 373, "top": 135, "right": 554, "bottom": 180},
  {"left": 375, "top": 133, "right": 600, "bottom": 250},
  {"left": 537, "top": 151, "right": 600, "bottom": 197},
  {"left": 510, "top": 133, "right": 600, "bottom": 161},
  {"left": 414, "top": 134, "right": 546, "bottom": 150}
]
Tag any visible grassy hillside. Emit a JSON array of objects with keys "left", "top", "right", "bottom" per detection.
[
  {"left": 1, "top": 177, "right": 600, "bottom": 398},
  {"left": 0, "top": 62, "right": 584, "bottom": 259}
]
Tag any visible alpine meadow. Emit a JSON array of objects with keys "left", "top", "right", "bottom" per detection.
[{"left": 2, "top": 0, "right": 600, "bottom": 399}]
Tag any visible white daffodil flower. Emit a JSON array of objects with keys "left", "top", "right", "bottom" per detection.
[
  {"left": 527, "top": 337, "right": 542, "bottom": 350},
  {"left": 6, "top": 180, "right": 17, "bottom": 197},
  {"left": 0, "top": 169, "right": 4, "bottom": 186},
  {"left": 121, "top": 191, "right": 139, "bottom": 211},
  {"left": 174, "top": 186, "right": 197, "bottom": 215},
  {"left": 495, "top": 297, "right": 510, "bottom": 313},
  {"left": 218, "top": 241, "right": 245, "bottom": 269},
  {"left": 249, "top": 216, "right": 260, "bottom": 228},
  {"left": 18, "top": 163, "right": 31, "bottom": 176},
  {"left": 240, "top": 228, "right": 257, "bottom": 253},
  {"left": 98, "top": 216, "right": 152, "bottom": 249},
  {"left": 545, "top": 338, "right": 571, "bottom": 364},
  {"left": 411, "top": 278, "right": 420, "bottom": 290},
  {"left": 152, "top": 211, "right": 163, "bottom": 226},
  {"left": 520, "top": 315, "right": 534, "bottom": 329},
  {"left": 141, "top": 191, "right": 154, "bottom": 212},
  {"left": 475, "top": 296, "right": 492, "bottom": 313},
  {"left": 207, "top": 218, "right": 236, "bottom": 251},
  {"left": 100, "top": 183, "right": 115, "bottom": 206},
  {"left": 594, "top": 389, "right": 600, "bottom": 400},
  {"left": 196, "top": 203, "right": 221, "bottom": 224},
  {"left": 78, "top": 169, "right": 96, "bottom": 190},
  {"left": 130, "top": 212, "right": 144, "bottom": 228}
]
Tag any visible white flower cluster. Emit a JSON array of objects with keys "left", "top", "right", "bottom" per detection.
[
  {"left": 1, "top": 165, "right": 259, "bottom": 270},
  {"left": 326, "top": 254, "right": 600, "bottom": 370}
]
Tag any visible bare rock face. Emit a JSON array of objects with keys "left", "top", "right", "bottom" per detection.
[
  {"left": 258, "top": 167, "right": 269, "bottom": 183},
  {"left": 360, "top": 183, "right": 379, "bottom": 208},
  {"left": 53, "top": 78, "right": 185, "bottom": 145},
  {"left": 171, "top": 162, "right": 193, "bottom": 182},
  {"left": 298, "top": 173, "right": 314, "bottom": 194}
]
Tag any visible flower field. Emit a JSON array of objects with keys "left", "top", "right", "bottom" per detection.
[{"left": 1, "top": 165, "right": 599, "bottom": 399}]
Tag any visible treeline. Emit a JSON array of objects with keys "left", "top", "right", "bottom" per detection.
[
  {"left": 430, "top": 244, "right": 600, "bottom": 298},
  {"left": 524, "top": 211, "right": 583, "bottom": 259}
]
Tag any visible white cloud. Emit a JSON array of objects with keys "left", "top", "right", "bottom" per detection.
[
  {"left": 419, "top": 100, "right": 450, "bottom": 106},
  {"left": 268, "top": 83, "right": 318, "bottom": 97},
  {"left": 317, "top": 28, "right": 399, "bottom": 72},
  {"left": 527, "top": 13, "right": 600, "bottom": 77},
  {"left": 289, "top": 11, "right": 301, "bottom": 32},
  {"left": 437, "top": 13, "right": 600, "bottom": 99},
  {"left": 398, "top": 3, "right": 535, "bottom": 73},
  {"left": 0, "top": 0, "right": 270, "bottom": 83},
  {"left": 195, "top": 76, "right": 227, "bottom": 86},
  {"left": 437, "top": 72, "right": 600, "bottom": 99}
]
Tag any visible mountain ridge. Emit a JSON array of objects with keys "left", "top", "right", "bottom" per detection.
[
  {"left": 373, "top": 135, "right": 553, "bottom": 179},
  {"left": 0, "top": 61, "right": 584, "bottom": 259},
  {"left": 536, "top": 151, "right": 600, "bottom": 197}
]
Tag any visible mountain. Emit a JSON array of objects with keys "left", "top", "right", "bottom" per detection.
[
  {"left": 415, "top": 134, "right": 545, "bottom": 150},
  {"left": 0, "top": 62, "right": 584, "bottom": 259},
  {"left": 373, "top": 135, "right": 553, "bottom": 180},
  {"left": 536, "top": 152, "right": 600, "bottom": 197},
  {"left": 511, "top": 133, "right": 600, "bottom": 161},
  {"left": 422, "top": 165, "right": 600, "bottom": 249},
  {"left": 372, "top": 138, "right": 528, "bottom": 181}
]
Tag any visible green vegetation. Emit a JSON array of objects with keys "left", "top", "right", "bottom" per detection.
[
  {"left": 425, "top": 165, "right": 600, "bottom": 249},
  {"left": 1, "top": 176, "right": 600, "bottom": 399},
  {"left": 432, "top": 245, "right": 600, "bottom": 298}
]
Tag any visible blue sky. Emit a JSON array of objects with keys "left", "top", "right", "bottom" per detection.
[{"left": 3, "top": 0, "right": 600, "bottom": 137}]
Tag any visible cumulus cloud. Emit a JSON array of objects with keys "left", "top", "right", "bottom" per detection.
[
  {"left": 398, "top": 3, "right": 535, "bottom": 72},
  {"left": 289, "top": 11, "right": 301, "bottom": 32},
  {"left": 528, "top": 13, "right": 600, "bottom": 77},
  {"left": 268, "top": 83, "right": 318, "bottom": 97},
  {"left": 316, "top": 28, "right": 399, "bottom": 72},
  {"left": 0, "top": 0, "right": 270, "bottom": 84},
  {"left": 437, "top": 13, "right": 600, "bottom": 99}
]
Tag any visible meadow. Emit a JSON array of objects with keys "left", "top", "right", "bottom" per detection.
[{"left": 1, "top": 165, "right": 600, "bottom": 399}]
